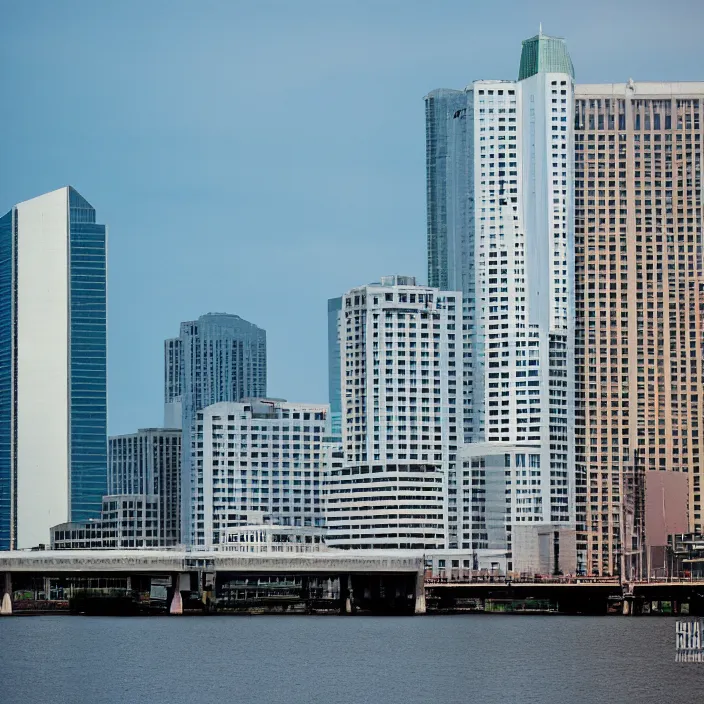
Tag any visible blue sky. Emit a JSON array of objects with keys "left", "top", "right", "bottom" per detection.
[{"left": 1, "top": 0, "right": 702, "bottom": 434}]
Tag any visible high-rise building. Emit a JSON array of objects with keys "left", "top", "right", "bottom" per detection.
[
  {"left": 574, "top": 82, "right": 704, "bottom": 576},
  {"left": 425, "top": 33, "right": 576, "bottom": 570},
  {"left": 327, "top": 297, "right": 342, "bottom": 437},
  {"left": 0, "top": 187, "right": 107, "bottom": 550},
  {"left": 166, "top": 313, "right": 267, "bottom": 544},
  {"left": 109, "top": 428, "right": 182, "bottom": 546},
  {"left": 324, "top": 276, "right": 458, "bottom": 549},
  {"left": 426, "top": 88, "right": 474, "bottom": 295},
  {"left": 193, "top": 399, "right": 328, "bottom": 548},
  {"left": 163, "top": 337, "right": 182, "bottom": 429}
]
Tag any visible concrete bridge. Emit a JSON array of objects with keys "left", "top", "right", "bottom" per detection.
[
  {"left": 4, "top": 551, "right": 704, "bottom": 616},
  {"left": 0, "top": 549, "right": 427, "bottom": 616},
  {"left": 425, "top": 577, "right": 622, "bottom": 614},
  {"left": 622, "top": 579, "right": 704, "bottom": 615},
  {"left": 425, "top": 577, "right": 704, "bottom": 615}
]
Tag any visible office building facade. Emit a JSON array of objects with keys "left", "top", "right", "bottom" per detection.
[
  {"left": 425, "top": 34, "right": 576, "bottom": 568},
  {"left": 164, "top": 337, "right": 182, "bottom": 429},
  {"left": 166, "top": 312, "right": 267, "bottom": 545},
  {"left": 193, "top": 399, "right": 328, "bottom": 548},
  {"left": 0, "top": 187, "right": 107, "bottom": 550},
  {"left": 327, "top": 296, "right": 343, "bottom": 437},
  {"left": 109, "top": 428, "right": 182, "bottom": 546},
  {"left": 574, "top": 82, "right": 704, "bottom": 575},
  {"left": 51, "top": 494, "right": 161, "bottom": 550},
  {"left": 324, "top": 276, "right": 458, "bottom": 549}
]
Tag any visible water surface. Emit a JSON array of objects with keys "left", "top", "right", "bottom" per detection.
[{"left": 1, "top": 615, "right": 699, "bottom": 704}]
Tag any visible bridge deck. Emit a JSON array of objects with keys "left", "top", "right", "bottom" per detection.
[
  {"left": 427, "top": 579, "right": 704, "bottom": 589},
  {"left": 0, "top": 550, "right": 424, "bottom": 574}
]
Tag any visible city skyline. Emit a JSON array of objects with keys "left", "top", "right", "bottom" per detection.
[
  {"left": 3, "top": 8, "right": 704, "bottom": 704},
  {"left": 2, "top": 1, "right": 702, "bottom": 437},
  {"left": 0, "top": 9, "right": 702, "bottom": 571}
]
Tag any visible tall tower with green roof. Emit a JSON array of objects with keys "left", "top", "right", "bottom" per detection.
[
  {"left": 424, "top": 31, "right": 577, "bottom": 570},
  {"left": 518, "top": 30, "right": 574, "bottom": 81}
]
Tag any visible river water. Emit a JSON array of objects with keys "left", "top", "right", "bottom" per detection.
[{"left": 1, "top": 615, "right": 700, "bottom": 703}]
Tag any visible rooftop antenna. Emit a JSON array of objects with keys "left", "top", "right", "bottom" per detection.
[{"left": 539, "top": 22, "right": 543, "bottom": 35}]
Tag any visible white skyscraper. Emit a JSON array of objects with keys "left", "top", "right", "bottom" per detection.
[
  {"left": 0, "top": 187, "right": 107, "bottom": 550},
  {"left": 426, "top": 33, "right": 576, "bottom": 572},
  {"left": 324, "top": 276, "right": 460, "bottom": 549}
]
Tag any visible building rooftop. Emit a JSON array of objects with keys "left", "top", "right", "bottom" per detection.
[
  {"left": 518, "top": 30, "right": 574, "bottom": 81},
  {"left": 575, "top": 80, "right": 704, "bottom": 95}
]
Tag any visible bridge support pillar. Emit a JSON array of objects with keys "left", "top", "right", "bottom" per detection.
[
  {"left": 339, "top": 575, "right": 355, "bottom": 614},
  {"left": 346, "top": 575, "right": 354, "bottom": 614},
  {"left": 169, "top": 573, "right": 190, "bottom": 615},
  {"left": 169, "top": 589, "right": 183, "bottom": 615},
  {"left": 414, "top": 570, "right": 426, "bottom": 615},
  {"left": 1, "top": 573, "right": 11, "bottom": 615}
]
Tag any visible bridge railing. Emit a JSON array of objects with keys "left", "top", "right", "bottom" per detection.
[
  {"left": 628, "top": 576, "right": 701, "bottom": 585},
  {"left": 425, "top": 575, "right": 621, "bottom": 586}
]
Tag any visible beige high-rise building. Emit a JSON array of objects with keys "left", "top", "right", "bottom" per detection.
[{"left": 575, "top": 81, "right": 704, "bottom": 576}]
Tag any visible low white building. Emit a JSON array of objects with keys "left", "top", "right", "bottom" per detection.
[
  {"left": 193, "top": 399, "right": 329, "bottom": 548},
  {"left": 218, "top": 523, "right": 326, "bottom": 553},
  {"left": 423, "top": 549, "right": 508, "bottom": 579},
  {"left": 51, "top": 494, "right": 161, "bottom": 550}
]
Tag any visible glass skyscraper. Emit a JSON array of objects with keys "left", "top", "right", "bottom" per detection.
[
  {"left": 425, "top": 87, "right": 473, "bottom": 295},
  {"left": 0, "top": 187, "right": 107, "bottom": 549},
  {"left": 165, "top": 313, "right": 267, "bottom": 544},
  {"left": 327, "top": 296, "right": 342, "bottom": 437}
]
